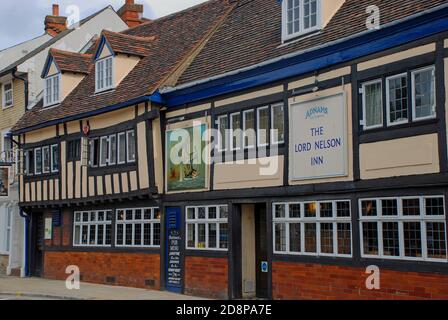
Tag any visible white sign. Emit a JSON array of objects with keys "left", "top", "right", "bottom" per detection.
[
  {"left": 289, "top": 93, "right": 348, "bottom": 180},
  {"left": 44, "top": 218, "right": 53, "bottom": 240}
]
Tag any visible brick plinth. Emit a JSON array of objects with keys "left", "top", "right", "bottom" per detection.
[
  {"left": 273, "top": 262, "right": 448, "bottom": 300},
  {"left": 185, "top": 256, "right": 228, "bottom": 299},
  {"left": 44, "top": 251, "right": 161, "bottom": 290}
]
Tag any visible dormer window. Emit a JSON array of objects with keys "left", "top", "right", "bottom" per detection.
[
  {"left": 44, "top": 74, "right": 60, "bottom": 107},
  {"left": 95, "top": 56, "right": 114, "bottom": 92},
  {"left": 282, "top": 0, "right": 321, "bottom": 41}
]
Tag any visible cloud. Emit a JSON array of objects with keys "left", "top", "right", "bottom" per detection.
[{"left": 0, "top": 0, "right": 208, "bottom": 50}]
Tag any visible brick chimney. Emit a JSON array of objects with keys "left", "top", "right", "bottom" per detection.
[
  {"left": 118, "top": 0, "right": 145, "bottom": 27},
  {"left": 45, "top": 4, "right": 68, "bottom": 37}
]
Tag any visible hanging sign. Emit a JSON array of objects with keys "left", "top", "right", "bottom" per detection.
[{"left": 289, "top": 93, "right": 348, "bottom": 181}]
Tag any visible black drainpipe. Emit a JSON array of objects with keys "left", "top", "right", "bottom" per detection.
[{"left": 12, "top": 67, "right": 29, "bottom": 111}]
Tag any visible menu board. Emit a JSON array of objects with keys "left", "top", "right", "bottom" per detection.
[
  {"left": 167, "top": 229, "right": 182, "bottom": 287},
  {"left": 165, "top": 207, "right": 183, "bottom": 293}
]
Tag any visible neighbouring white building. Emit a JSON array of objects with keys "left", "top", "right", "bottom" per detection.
[{"left": 0, "top": 1, "right": 145, "bottom": 276}]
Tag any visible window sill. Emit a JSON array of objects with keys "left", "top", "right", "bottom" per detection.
[
  {"left": 280, "top": 29, "right": 322, "bottom": 46},
  {"left": 24, "top": 172, "right": 59, "bottom": 181},
  {"left": 2, "top": 105, "right": 13, "bottom": 110},
  {"left": 93, "top": 88, "right": 115, "bottom": 96},
  {"left": 43, "top": 103, "right": 61, "bottom": 109},
  {"left": 359, "top": 118, "right": 439, "bottom": 144},
  {"left": 185, "top": 249, "right": 228, "bottom": 258},
  {"left": 88, "top": 163, "right": 137, "bottom": 176}
]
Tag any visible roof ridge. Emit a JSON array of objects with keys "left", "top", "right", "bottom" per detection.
[
  {"left": 50, "top": 48, "right": 93, "bottom": 57},
  {"left": 123, "top": 0, "right": 228, "bottom": 34},
  {"left": 102, "top": 29, "right": 156, "bottom": 42},
  {"left": 158, "top": 0, "right": 239, "bottom": 90}
]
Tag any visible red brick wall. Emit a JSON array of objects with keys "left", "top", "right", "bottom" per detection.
[
  {"left": 185, "top": 256, "right": 228, "bottom": 299},
  {"left": 44, "top": 251, "right": 161, "bottom": 290},
  {"left": 62, "top": 210, "right": 72, "bottom": 246},
  {"left": 273, "top": 262, "right": 448, "bottom": 300},
  {"left": 43, "top": 209, "right": 73, "bottom": 247}
]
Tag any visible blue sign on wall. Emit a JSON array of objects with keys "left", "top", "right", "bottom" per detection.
[
  {"left": 261, "top": 261, "right": 269, "bottom": 273},
  {"left": 165, "top": 207, "right": 183, "bottom": 293}
]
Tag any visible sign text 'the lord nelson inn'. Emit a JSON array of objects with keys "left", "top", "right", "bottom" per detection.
[{"left": 289, "top": 93, "right": 348, "bottom": 181}]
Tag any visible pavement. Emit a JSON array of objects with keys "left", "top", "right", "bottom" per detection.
[{"left": 0, "top": 276, "right": 206, "bottom": 300}]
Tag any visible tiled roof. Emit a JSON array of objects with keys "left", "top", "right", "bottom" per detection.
[
  {"left": 13, "top": 0, "right": 448, "bottom": 133},
  {"left": 50, "top": 48, "right": 92, "bottom": 74},
  {"left": 101, "top": 30, "right": 156, "bottom": 57},
  {"left": 12, "top": 0, "right": 234, "bottom": 132},
  {"left": 176, "top": 0, "right": 448, "bottom": 85}
]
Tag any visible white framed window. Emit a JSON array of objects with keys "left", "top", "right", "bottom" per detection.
[
  {"left": 34, "top": 147, "right": 42, "bottom": 175},
  {"left": 95, "top": 56, "right": 114, "bottom": 92},
  {"left": 217, "top": 115, "right": 228, "bottom": 152},
  {"left": 273, "top": 200, "right": 352, "bottom": 257},
  {"left": 1, "top": 131, "right": 13, "bottom": 163},
  {"left": 89, "top": 130, "right": 135, "bottom": 168},
  {"left": 412, "top": 66, "right": 436, "bottom": 121},
  {"left": 186, "top": 205, "right": 229, "bottom": 251},
  {"left": 108, "top": 134, "right": 117, "bottom": 166},
  {"left": 282, "top": 0, "right": 321, "bottom": 42},
  {"left": 362, "top": 79, "right": 383, "bottom": 130},
  {"left": 73, "top": 210, "right": 113, "bottom": 247},
  {"left": 359, "top": 196, "right": 447, "bottom": 262},
  {"left": 44, "top": 74, "right": 60, "bottom": 107},
  {"left": 42, "top": 146, "right": 50, "bottom": 174},
  {"left": 24, "top": 150, "right": 31, "bottom": 176},
  {"left": 51, "top": 144, "right": 59, "bottom": 173},
  {"left": 89, "top": 138, "right": 99, "bottom": 167},
  {"left": 116, "top": 208, "right": 161, "bottom": 247},
  {"left": 243, "top": 109, "right": 255, "bottom": 149},
  {"left": 257, "top": 106, "right": 269, "bottom": 147},
  {"left": 117, "top": 132, "right": 126, "bottom": 164},
  {"left": 99, "top": 136, "right": 109, "bottom": 167},
  {"left": 2, "top": 82, "right": 13, "bottom": 109},
  {"left": 126, "top": 130, "right": 136, "bottom": 163},
  {"left": 271, "top": 103, "right": 285, "bottom": 144},
  {"left": 386, "top": 73, "right": 408, "bottom": 126},
  {"left": 230, "top": 112, "right": 242, "bottom": 151}
]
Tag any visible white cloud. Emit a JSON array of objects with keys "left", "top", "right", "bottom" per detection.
[{"left": 0, "top": 0, "right": 208, "bottom": 50}]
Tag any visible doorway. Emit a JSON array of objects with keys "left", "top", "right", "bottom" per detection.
[
  {"left": 240, "top": 203, "right": 269, "bottom": 299},
  {"left": 30, "top": 213, "right": 44, "bottom": 277}
]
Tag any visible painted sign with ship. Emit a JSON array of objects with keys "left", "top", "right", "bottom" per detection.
[{"left": 166, "top": 124, "right": 207, "bottom": 192}]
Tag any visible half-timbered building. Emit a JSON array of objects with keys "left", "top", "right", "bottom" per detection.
[{"left": 11, "top": 0, "right": 448, "bottom": 299}]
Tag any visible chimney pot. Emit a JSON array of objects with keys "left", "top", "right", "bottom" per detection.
[
  {"left": 118, "top": 0, "right": 145, "bottom": 27},
  {"left": 45, "top": 4, "right": 67, "bottom": 37},
  {"left": 52, "top": 4, "right": 59, "bottom": 16}
]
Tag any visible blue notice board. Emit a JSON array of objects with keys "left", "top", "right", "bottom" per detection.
[{"left": 165, "top": 207, "right": 183, "bottom": 293}]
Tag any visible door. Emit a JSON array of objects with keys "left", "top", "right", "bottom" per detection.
[
  {"left": 240, "top": 203, "right": 269, "bottom": 299},
  {"left": 30, "top": 213, "right": 44, "bottom": 277}
]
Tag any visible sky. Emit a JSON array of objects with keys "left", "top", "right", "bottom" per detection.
[{"left": 0, "top": 0, "right": 208, "bottom": 50}]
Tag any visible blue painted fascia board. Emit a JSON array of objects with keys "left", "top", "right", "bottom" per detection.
[
  {"left": 41, "top": 54, "right": 58, "bottom": 79},
  {"left": 164, "top": 6, "right": 448, "bottom": 107},
  {"left": 93, "top": 35, "right": 115, "bottom": 61},
  {"left": 12, "top": 93, "right": 162, "bottom": 135}
]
